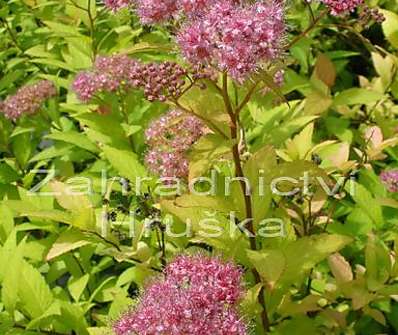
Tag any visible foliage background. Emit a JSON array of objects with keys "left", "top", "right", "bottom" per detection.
[{"left": 1, "top": 0, "right": 398, "bottom": 334}]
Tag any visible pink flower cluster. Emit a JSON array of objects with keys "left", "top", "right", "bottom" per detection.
[
  {"left": 104, "top": 0, "right": 219, "bottom": 20},
  {"left": 177, "top": 0, "right": 285, "bottom": 80},
  {"left": 135, "top": 0, "right": 225, "bottom": 24},
  {"left": 113, "top": 254, "right": 247, "bottom": 335},
  {"left": 320, "top": 0, "right": 363, "bottom": 16},
  {"left": 165, "top": 254, "right": 244, "bottom": 305},
  {"left": 144, "top": 109, "right": 205, "bottom": 179},
  {"left": 136, "top": 0, "right": 178, "bottom": 24},
  {"left": 380, "top": 170, "right": 398, "bottom": 193},
  {"left": 0, "top": 80, "right": 56, "bottom": 121},
  {"left": 72, "top": 55, "right": 187, "bottom": 103},
  {"left": 359, "top": 6, "right": 385, "bottom": 24},
  {"left": 73, "top": 55, "right": 140, "bottom": 102},
  {"left": 107, "top": 0, "right": 285, "bottom": 81},
  {"left": 104, "top": 0, "right": 131, "bottom": 12}
]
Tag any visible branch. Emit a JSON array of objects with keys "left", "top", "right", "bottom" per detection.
[
  {"left": 0, "top": 18, "right": 47, "bottom": 73},
  {"left": 286, "top": 10, "right": 328, "bottom": 49},
  {"left": 222, "top": 73, "right": 271, "bottom": 332}
]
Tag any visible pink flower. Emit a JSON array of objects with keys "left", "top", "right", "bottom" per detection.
[
  {"left": 165, "top": 254, "right": 244, "bottom": 305},
  {"left": 135, "top": 0, "right": 179, "bottom": 24},
  {"left": 320, "top": 0, "right": 363, "bottom": 16},
  {"left": 113, "top": 255, "right": 247, "bottom": 335},
  {"left": 104, "top": 0, "right": 132, "bottom": 12},
  {"left": 0, "top": 80, "right": 56, "bottom": 120},
  {"left": 73, "top": 56, "right": 188, "bottom": 103},
  {"left": 144, "top": 148, "right": 190, "bottom": 180},
  {"left": 134, "top": 0, "right": 224, "bottom": 23},
  {"left": 178, "top": 0, "right": 220, "bottom": 17},
  {"left": 107, "top": 1, "right": 285, "bottom": 80},
  {"left": 72, "top": 55, "right": 141, "bottom": 102},
  {"left": 177, "top": 0, "right": 285, "bottom": 81},
  {"left": 145, "top": 109, "right": 204, "bottom": 151},
  {"left": 144, "top": 109, "right": 205, "bottom": 180},
  {"left": 380, "top": 170, "right": 398, "bottom": 193}
]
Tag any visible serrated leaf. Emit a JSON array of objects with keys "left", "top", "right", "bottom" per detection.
[
  {"left": 18, "top": 260, "right": 54, "bottom": 319},
  {"left": 347, "top": 182, "right": 384, "bottom": 228},
  {"left": 248, "top": 234, "right": 352, "bottom": 288},
  {"left": 102, "top": 145, "right": 147, "bottom": 184}
]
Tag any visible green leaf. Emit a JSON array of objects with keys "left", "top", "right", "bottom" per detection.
[
  {"left": 29, "top": 144, "right": 73, "bottom": 163},
  {"left": 348, "top": 182, "right": 384, "bottom": 228},
  {"left": 381, "top": 10, "right": 398, "bottom": 49},
  {"left": 247, "top": 249, "right": 286, "bottom": 289},
  {"left": 46, "top": 131, "right": 99, "bottom": 153},
  {"left": 281, "top": 234, "right": 352, "bottom": 287},
  {"left": 121, "top": 42, "right": 173, "bottom": 55},
  {"left": 178, "top": 85, "right": 230, "bottom": 138},
  {"left": 17, "top": 260, "right": 54, "bottom": 319},
  {"left": 50, "top": 181, "right": 96, "bottom": 230},
  {"left": 65, "top": 0, "right": 97, "bottom": 30},
  {"left": 0, "top": 163, "right": 19, "bottom": 184},
  {"left": 0, "top": 313, "right": 14, "bottom": 333},
  {"left": 248, "top": 234, "right": 352, "bottom": 288},
  {"left": 264, "top": 115, "right": 319, "bottom": 146},
  {"left": 87, "top": 327, "right": 112, "bottom": 335},
  {"left": 275, "top": 315, "right": 319, "bottom": 334},
  {"left": 108, "top": 293, "right": 133, "bottom": 319},
  {"left": 174, "top": 194, "right": 234, "bottom": 214},
  {"left": 59, "top": 301, "right": 89, "bottom": 335},
  {"left": 244, "top": 145, "right": 277, "bottom": 225},
  {"left": 14, "top": 209, "right": 73, "bottom": 225},
  {"left": 26, "top": 301, "right": 61, "bottom": 330},
  {"left": 102, "top": 145, "right": 147, "bottom": 184},
  {"left": 2, "top": 249, "right": 23, "bottom": 314},
  {"left": 114, "top": 265, "right": 154, "bottom": 288},
  {"left": 188, "top": 134, "right": 231, "bottom": 180},
  {"left": 68, "top": 274, "right": 90, "bottom": 302},
  {"left": 304, "top": 89, "right": 332, "bottom": 115},
  {"left": 46, "top": 228, "right": 92, "bottom": 261},
  {"left": 0, "top": 204, "right": 14, "bottom": 243},
  {"left": 371, "top": 52, "right": 394, "bottom": 89},
  {"left": 333, "top": 88, "right": 384, "bottom": 106},
  {"left": 12, "top": 133, "right": 32, "bottom": 168},
  {"left": 240, "top": 283, "right": 263, "bottom": 316},
  {"left": 75, "top": 112, "right": 131, "bottom": 150},
  {"left": 0, "top": 70, "right": 23, "bottom": 93},
  {"left": 365, "top": 234, "right": 391, "bottom": 291},
  {"left": 50, "top": 181, "right": 92, "bottom": 212},
  {"left": 0, "top": 231, "right": 18, "bottom": 283}
]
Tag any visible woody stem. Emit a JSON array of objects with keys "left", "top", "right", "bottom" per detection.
[{"left": 222, "top": 73, "right": 270, "bottom": 332}]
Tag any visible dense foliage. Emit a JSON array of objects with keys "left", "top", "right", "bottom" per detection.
[{"left": 1, "top": 0, "right": 398, "bottom": 334}]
